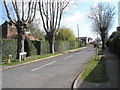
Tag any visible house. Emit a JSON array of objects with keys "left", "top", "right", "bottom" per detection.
[
  {"left": 0, "top": 21, "right": 38, "bottom": 40},
  {"left": 77, "top": 37, "right": 93, "bottom": 43},
  {"left": 1, "top": 21, "right": 17, "bottom": 38}
]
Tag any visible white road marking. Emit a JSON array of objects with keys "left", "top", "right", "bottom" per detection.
[
  {"left": 80, "top": 47, "right": 87, "bottom": 49},
  {"left": 0, "top": 69, "right": 2, "bottom": 71},
  {"left": 64, "top": 55, "right": 73, "bottom": 59},
  {"left": 77, "top": 52, "right": 82, "bottom": 54},
  {"left": 32, "top": 61, "right": 56, "bottom": 71}
]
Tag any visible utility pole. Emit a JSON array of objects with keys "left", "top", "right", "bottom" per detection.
[{"left": 77, "top": 24, "right": 79, "bottom": 41}]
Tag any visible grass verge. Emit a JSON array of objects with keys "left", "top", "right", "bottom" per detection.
[
  {"left": 2, "top": 53, "right": 59, "bottom": 65},
  {"left": 2, "top": 46, "right": 84, "bottom": 66},
  {"left": 81, "top": 48, "right": 109, "bottom": 83}
]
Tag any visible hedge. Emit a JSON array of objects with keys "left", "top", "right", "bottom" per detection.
[
  {"left": 109, "top": 31, "right": 120, "bottom": 58},
  {"left": 25, "top": 38, "right": 38, "bottom": 56},
  {"left": 55, "top": 41, "right": 69, "bottom": 52},
  {"left": 2, "top": 39, "right": 83, "bottom": 61},
  {"left": 40, "top": 41, "right": 50, "bottom": 54},
  {"left": 2, "top": 39, "right": 17, "bottom": 60},
  {"left": 0, "top": 39, "right": 2, "bottom": 60}
]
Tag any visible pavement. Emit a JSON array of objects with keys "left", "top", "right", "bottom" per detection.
[
  {"left": 2, "top": 45, "right": 96, "bottom": 88},
  {"left": 73, "top": 47, "right": 119, "bottom": 89}
]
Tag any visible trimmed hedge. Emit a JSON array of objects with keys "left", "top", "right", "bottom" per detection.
[
  {"left": 55, "top": 41, "right": 82, "bottom": 52},
  {"left": 69, "top": 41, "right": 79, "bottom": 49},
  {"left": 2, "top": 39, "right": 83, "bottom": 60},
  {"left": 25, "top": 39, "right": 38, "bottom": 56},
  {"left": 109, "top": 31, "right": 120, "bottom": 58},
  {"left": 40, "top": 41, "right": 50, "bottom": 54},
  {"left": 55, "top": 41, "right": 69, "bottom": 52},
  {"left": 0, "top": 39, "right": 2, "bottom": 60},
  {"left": 2, "top": 39, "right": 17, "bottom": 60}
]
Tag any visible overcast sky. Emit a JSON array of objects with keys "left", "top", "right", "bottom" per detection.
[{"left": 0, "top": 0, "right": 119, "bottom": 40}]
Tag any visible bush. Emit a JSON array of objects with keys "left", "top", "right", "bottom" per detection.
[
  {"left": 2, "top": 39, "right": 17, "bottom": 60},
  {"left": 2, "top": 38, "right": 83, "bottom": 61},
  {"left": 109, "top": 31, "right": 120, "bottom": 58},
  {"left": 69, "top": 41, "right": 79, "bottom": 49},
  {"left": 40, "top": 41, "right": 50, "bottom": 54},
  {"left": 55, "top": 27, "right": 76, "bottom": 41},
  {"left": 24, "top": 38, "right": 38, "bottom": 56},
  {"left": 0, "top": 39, "right": 2, "bottom": 60},
  {"left": 55, "top": 41, "right": 82, "bottom": 52},
  {"left": 55, "top": 41, "right": 69, "bottom": 52}
]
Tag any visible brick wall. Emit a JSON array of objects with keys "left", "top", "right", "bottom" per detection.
[{"left": 2, "top": 21, "right": 17, "bottom": 38}]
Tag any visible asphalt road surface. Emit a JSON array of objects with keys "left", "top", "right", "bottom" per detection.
[{"left": 2, "top": 45, "right": 96, "bottom": 88}]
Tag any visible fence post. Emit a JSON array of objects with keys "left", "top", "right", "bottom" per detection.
[{"left": 8, "top": 55, "right": 12, "bottom": 63}]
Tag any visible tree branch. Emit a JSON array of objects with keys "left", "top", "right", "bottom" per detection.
[
  {"left": 38, "top": 1, "right": 48, "bottom": 33},
  {"left": 22, "top": 0, "right": 24, "bottom": 20},
  {"left": 3, "top": 0, "right": 16, "bottom": 24}
]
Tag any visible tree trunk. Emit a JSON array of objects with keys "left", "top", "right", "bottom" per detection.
[
  {"left": 17, "top": 33, "right": 25, "bottom": 58},
  {"left": 47, "top": 34, "right": 55, "bottom": 53},
  {"left": 16, "top": 21, "right": 27, "bottom": 59},
  {"left": 101, "top": 36, "right": 105, "bottom": 49},
  {"left": 49, "top": 40, "right": 55, "bottom": 53}
]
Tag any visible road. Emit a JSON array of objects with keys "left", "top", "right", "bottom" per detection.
[{"left": 2, "top": 45, "right": 96, "bottom": 88}]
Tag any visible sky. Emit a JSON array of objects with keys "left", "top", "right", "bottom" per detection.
[
  {"left": 61, "top": 0, "right": 119, "bottom": 39},
  {"left": 0, "top": 0, "right": 119, "bottom": 40}
]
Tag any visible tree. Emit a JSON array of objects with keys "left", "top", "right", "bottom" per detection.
[
  {"left": 88, "top": 3, "right": 115, "bottom": 49},
  {"left": 3, "top": 0, "right": 37, "bottom": 58},
  {"left": 56, "top": 27, "right": 76, "bottom": 41},
  {"left": 27, "top": 22, "right": 45, "bottom": 41},
  {"left": 38, "top": 0, "right": 71, "bottom": 53}
]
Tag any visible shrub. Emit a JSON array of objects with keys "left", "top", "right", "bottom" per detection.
[
  {"left": 55, "top": 41, "right": 82, "bottom": 52},
  {"left": 40, "top": 41, "right": 50, "bottom": 54},
  {"left": 69, "top": 41, "right": 79, "bottom": 49},
  {"left": 109, "top": 31, "right": 120, "bottom": 58},
  {"left": 2, "top": 38, "right": 83, "bottom": 61},
  {"left": 0, "top": 39, "right": 2, "bottom": 60},
  {"left": 2, "top": 39, "right": 17, "bottom": 60},
  {"left": 55, "top": 41, "right": 69, "bottom": 52},
  {"left": 24, "top": 38, "right": 38, "bottom": 56}
]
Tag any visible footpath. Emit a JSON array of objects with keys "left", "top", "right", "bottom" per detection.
[{"left": 74, "top": 48, "right": 118, "bottom": 88}]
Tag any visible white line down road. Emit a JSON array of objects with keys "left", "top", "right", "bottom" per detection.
[
  {"left": 64, "top": 55, "right": 73, "bottom": 59},
  {"left": 2, "top": 45, "right": 96, "bottom": 88},
  {"left": 77, "top": 52, "right": 82, "bottom": 54},
  {"left": 32, "top": 61, "right": 56, "bottom": 71}
]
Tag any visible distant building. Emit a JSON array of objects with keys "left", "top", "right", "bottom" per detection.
[
  {"left": 0, "top": 21, "right": 38, "bottom": 40},
  {"left": 0, "top": 21, "right": 17, "bottom": 38},
  {"left": 77, "top": 37, "right": 93, "bottom": 43}
]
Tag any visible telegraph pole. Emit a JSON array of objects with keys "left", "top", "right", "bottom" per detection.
[{"left": 77, "top": 24, "right": 79, "bottom": 41}]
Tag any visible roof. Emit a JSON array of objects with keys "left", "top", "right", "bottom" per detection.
[
  {"left": 25, "top": 33, "right": 38, "bottom": 40},
  {"left": 1, "top": 21, "right": 38, "bottom": 40}
]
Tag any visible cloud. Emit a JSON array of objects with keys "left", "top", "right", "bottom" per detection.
[{"left": 62, "top": 10, "right": 83, "bottom": 24}]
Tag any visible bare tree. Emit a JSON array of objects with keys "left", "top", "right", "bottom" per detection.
[
  {"left": 3, "top": 0, "right": 37, "bottom": 58},
  {"left": 88, "top": 3, "right": 115, "bottom": 49},
  {"left": 38, "top": 0, "right": 71, "bottom": 53}
]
